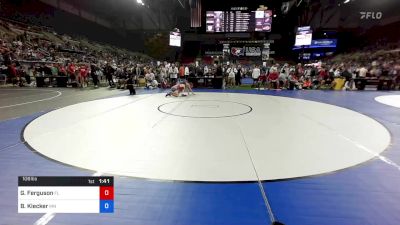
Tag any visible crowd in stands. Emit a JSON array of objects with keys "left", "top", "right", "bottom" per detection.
[
  {"left": 1, "top": 18, "right": 399, "bottom": 91},
  {"left": 0, "top": 18, "right": 151, "bottom": 87},
  {"left": 249, "top": 51, "right": 400, "bottom": 91}
]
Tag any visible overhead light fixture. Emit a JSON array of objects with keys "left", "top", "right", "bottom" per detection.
[
  {"left": 136, "top": 0, "right": 144, "bottom": 5},
  {"left": 343, "top": 0, "right": 350, "bottom": 3}
]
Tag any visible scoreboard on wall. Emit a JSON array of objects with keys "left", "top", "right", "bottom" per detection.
[
  {"left": 18, "top": 176, "right": 114, "bottom": 213},
  {"left": 206, "top": 9, "right": 272, "bottom": 33}
]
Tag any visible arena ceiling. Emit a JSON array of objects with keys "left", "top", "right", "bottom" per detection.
[
  {"left": 37, "top": 0, "right": 400, "bottom": 33},
  {"left": 40, "top": 0, "right": 190, "bottom": 31}
]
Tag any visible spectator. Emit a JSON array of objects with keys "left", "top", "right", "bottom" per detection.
[
  {"left": 226, "top": 64, "right": 237, "bottom": 88},
  {"left": 126, "top": 75, "right": 136, "bottom": 95},
  {"left": 204, "top": 65, "right": 209, "bottom": 77},
  {"left": 169, "top": 64, "right": 178, "bottom": 84},
  {"left": 104, "top": 63, "right": 115, "bottom": 87},
  {"left": 179, "top": 64, "right": 185, "bottom": 78},
  {"left": 90, "top": 64, "right": 100, "bottom": 88},
  {"left": 267, "top": 67, "right": 279, "bottom": 89},
  {"left": 235, "top": 65, "right": 242, "bottom": 86},
  {"left": 8, "top": 63, "right": 18, "bottom": 85},
  {"left": 252, "top": 65, "right": 261, "bottom": 87},
  {"left": 184, "top": 65, "right": 189, "bottom": 78},
  {"left": 358, "top": 65, "right": 368, "bottom": 78}
]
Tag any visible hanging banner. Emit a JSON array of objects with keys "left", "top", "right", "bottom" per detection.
[
  {"left": 230, "top": 46, "right": 264, "bottom": 57},
  {"left": 231, "top": 47, "right": 244, "bottom": 57},
  {"left": 245, "top": 47, "right": 262, "bottom": 57}
]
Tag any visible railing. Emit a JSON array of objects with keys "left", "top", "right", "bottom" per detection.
[{"left": 0, "top": 16, "right": 52, "bottom": 33}]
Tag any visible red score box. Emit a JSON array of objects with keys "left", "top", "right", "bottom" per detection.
[{"left": 100, "top": 186, "right": 114, "bottom": 200}]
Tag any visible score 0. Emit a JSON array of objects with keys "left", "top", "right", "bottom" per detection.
[{"left": 99, "top": 181, "right": 114, "bottom": 213}]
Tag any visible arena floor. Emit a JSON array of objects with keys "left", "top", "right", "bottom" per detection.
[{"left": 1, "top": 87, "right": 400, "bottom": 225}]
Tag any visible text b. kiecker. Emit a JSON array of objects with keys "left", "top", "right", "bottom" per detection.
[{"left": 27, "top": 203, "right": 48, "bottom": 208}]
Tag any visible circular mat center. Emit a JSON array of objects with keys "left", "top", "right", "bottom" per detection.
[{"left": 158, "top": 100, "right": 252, "bottom": 118}]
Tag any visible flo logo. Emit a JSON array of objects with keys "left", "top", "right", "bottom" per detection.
[{"left": 360, "top": 12, "right": 383, "bottom": 20}]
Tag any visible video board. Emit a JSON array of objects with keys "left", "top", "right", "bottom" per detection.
[{"left": 206, "top": 10, "right": 272, "bottom": 33}]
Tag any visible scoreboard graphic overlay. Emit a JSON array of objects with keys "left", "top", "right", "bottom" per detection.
[{"left": 18, "top": 176, "right": 114, "bottom": 213}]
